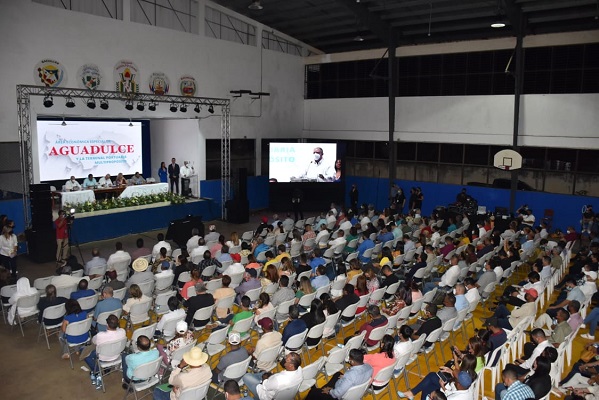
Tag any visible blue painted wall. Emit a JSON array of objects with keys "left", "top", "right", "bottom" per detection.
[
  {"left": 344, "top": 176, "right": 597, "bottom": 232},
  {"left": 0, "top": 198, "right": 28, "bottom": 254},
  {"left": 200, "top": 175, "right": 269, "bottom": 213}
]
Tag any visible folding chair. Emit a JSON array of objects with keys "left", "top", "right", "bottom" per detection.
[
  {"left": 298, "top": 356, "right": 326, "bottom": 395},
  {"left": 61, "top": 317, "right": 92, "bottom": 369},
  {"left": 303, "top": 321, "right": 326, "bottom": 363},
  {"left": 366, "top": 362, "right": 396, "bottom": 399},
  {"left": 12, "top": 292, "right": 40, "bottom": 337},
  {"left": 1, "top": 284, "right": 17, "bottom": 324},
  {"left": 197, "top": 327, "right": 229, "bottom": 361},
  {"left": 341, "top": 379, "right": 370, "bottom": 400},
  {"left": 37, "top": 303, "right": 66, "bottom": 349},
  {"left": 130, "top": 323, "right": 157, "bottom": 352},
  {"left": 123, "top": 357, "right": 162, "bottom": 400},
  {"left": 178, "top": 380, "right": 210, "bottom": 400},
  {"left": 213, "top": 356, "right": 252, "bottom": 399},
  {"left": 95, "top": 336, "right": 128, "bottom": 392}
]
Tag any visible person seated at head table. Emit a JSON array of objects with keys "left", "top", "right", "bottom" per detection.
[
  {"left": 98, "top": 173, "right": 113, "bottom": 187},
  {"left": 64, "top": 176, "right": 81, "bottom": 191},
  {"left": 82, "top": 174, "right": 98, "bottom": 189},
  {"left": 130, "top": 172, "right": 146, "bottom": 185},
  {"left": 115, "top": 173, "right": 128, "bottom": 186}
]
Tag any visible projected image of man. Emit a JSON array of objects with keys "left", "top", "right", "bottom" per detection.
[{"left": 300, "top": 147, "right": 335, "bottom": 182}]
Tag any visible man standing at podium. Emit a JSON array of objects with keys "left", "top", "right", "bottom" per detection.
[
  {"left": 180, "top": 161, "right": 194, "bottom": 197},
  {"left": 168, "top": 158, "right": 180, "bottom": 194}
]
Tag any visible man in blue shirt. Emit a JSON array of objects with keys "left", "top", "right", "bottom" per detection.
[
  {"left": 357, "top": 233, "right": 374, "bottom": 263},
  {"left": 121, "top": 335, "right": 160, "bottom": 388},
  {"left": 311, "top": 266, "right": 330, "bottom": 289},
  {"left": 310, "top": 248, "right": 326, "bottom": 274},
  {"left": 454, "top": 283, "right": 469, "bottom": 312},
  {"left": 282, "top": 305, "right": 307, "bottom": 346},
  {"left": 253, "top": 237, "right": 269, "bottom": 263},
  {"left": 82, "top": 174, "right": 97, "bottom": 188},
  {"left": 376, "top": 226, "right": 394, "bottom": 244},
  {"left": 70, "top": 279, "right": 95, "bottom": 301},
  {"left": 306, "top": 348, "right": 373, "bottom": 399},
  {"left": 93, "top": 286, "right": 122, "bottom": 331}
]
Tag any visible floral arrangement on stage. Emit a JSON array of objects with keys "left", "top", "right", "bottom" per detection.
[{"left": 65, "top": 192, "right": 186, "bottom": 213}]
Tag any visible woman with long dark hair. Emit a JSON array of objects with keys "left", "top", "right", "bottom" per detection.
[
  {"left": 301, "top": 298, "right": 326, "bottom": 346},
  {"left": 60, "top": 299, "right": 90, "bottom": 359},
  {"left": 364, "top": 334, "right": 396, "bottom": 389},
  {"left": 158, "top": 161, "right": 168, "bottom": 183}
]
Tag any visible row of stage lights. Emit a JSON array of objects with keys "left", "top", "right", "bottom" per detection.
[{"left": 42, "top": 95, "right": 215, "bottom": 114}]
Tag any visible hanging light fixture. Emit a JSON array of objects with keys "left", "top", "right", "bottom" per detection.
[
  {"left": 491, "top": 0, "right": 506, "bottom": 28},
  {"left": 86, "top": 97, "right": 96, "bottom": 109},
  {"left": 194, "top": 104, "right": 201, "bottom": 113},
  {"left": 125, "top": 100, "right": 134, "bottom": 110},
  {"left": 43, "top": 94, "right": 53, "bottom": 108},
  {"left": 65, "top": 96, "right": 75, "bottom": 108},
  {"left": 100, "top": 98, "right": 109, "bottom": 110},
  {"left": 137, "top": 101, "right": 145, "bottom": 111},
  {"left": 180, "top": 103, "right": 187, "bottom": 112},
  {"left": 170, "top": 103, "right": 178, "bottom": 112},
  {"left": 148, "top": 102, "right": 157, "bottom": 112},
  {"left": 208, "top": 104, "right": 214, "bottom": 114}
]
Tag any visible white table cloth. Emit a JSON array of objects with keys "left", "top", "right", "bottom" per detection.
[
  {"left": 61, "top": 190, "right": 95, "bottom": 207},
  {"left": 118, "top": 183, "right": 168, "bottom": 199}
]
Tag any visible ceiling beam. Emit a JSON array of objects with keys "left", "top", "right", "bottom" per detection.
[{"left": 334, "top": 0, "right": 399, "bottom": 46}]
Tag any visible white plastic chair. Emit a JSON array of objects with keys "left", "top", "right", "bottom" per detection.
[
  {"left": 13, "top": 292, "right": 40, "bottom": 337},
  {"left": 367, "top": 362, "right": 396, "bottom": 399},
  {"left": 303, "top": 321, "right": 326, "bottom": 363},
  {"left": 178, "top": 380, "right": 210, "bottom": 400},
  {"left": 251, "top": 344, "right": 283, "bottom": 372},
  {"left": 127, "top": 299, "right": 152, "bottom": 326},
  {"left": 130, "top": 323, "right": 157, "bottom": 352},
  {"left": 137, "top": 280, "right": 155, "bottom": 297},
  {"left": 154, "top": 290, "right": 176, "bottom": 315},
  {"left": 284, "top": 329, "right": 308, "bottom": 354},
  {"left": 62, "top": 317, "right": 92, "bottom": 369},
  {"left": 33, "top": 276, "right": 54, "bottom": 294},
  {"left": 341, "top": 378, "right": 370, "bottom": 400},
  {"left": 191, "top": 305, "right": 215, "bottom": 331},
  {"left": 96, "top": 308, "right": 123, "bottom": 330},
  {"left": 298, "top": 356, "right": 326, "bottom": 394},
  {"left": 154, "top": 274, "right": 173, "bottom": 293},
  {"left": 113, "top": 287, "right": 127, "bottom": 301},
  {"left": 205, "top": 278, "right": 223, "bottom": 293},
  {"left": 275, "top": 298, "right": 296, "bottom": 324},
  {"left": 37, "top": 303, "right": 66, "bottom": 349},
  {"left": 88, "top": 264, "right": 107, "bottom": 277},
  {"left": 88, "top": 276, "right": 103, "bottom": 291},
  {"left": 365, "top": 321, "right": 390, "bottom": 351},
  {"left": 230, "top": 316, "right": 254, "bottom": 342},
  {"left": 216, "top": 356, "right": 252, "bottom": 392},
  {"left": 56, "top": 284, "right": 77, "bottom": 299},
  {"left": 198, "top": 327, "right": 229, "bottom": 360},
  {"left": 95, "top": 336, "right": 128, "bottom": 392},
  {"left": 123, "top": 357, "right": 162, "bottom": 399},
  {"left": 1, "top": 284, "right": 17, "bottom": 324},
  {"left": 323, "top": 346, "right": 348, "bottom": 378},
  {"left": 77, "top": 293, "right": 99, "bottom": 313}
]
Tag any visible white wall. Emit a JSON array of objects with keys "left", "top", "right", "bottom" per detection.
[
  {"left": 303, "top": 93, "right": 599, "bottom": 149},
  {"left": 0, "top": 0, "right": 304, "bottom": 186}
]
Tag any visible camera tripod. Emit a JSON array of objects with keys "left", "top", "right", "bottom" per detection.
[{"left": 67, "top": 220, "right": 84, "bottom": 264}]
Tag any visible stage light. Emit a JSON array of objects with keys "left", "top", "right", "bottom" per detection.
[
  {"left": 170, "top": 103, "right": 177, "bottom": 112},
  {"left": 208, "top": 104, "right": 214, "bottom": 114},
  {"left": 43, "top": 95, "right": 53, "bottom": 108},
  {"left": 100, "top": 98, "right": 109, "bottom": 110},
  {"left": 125, "top": 100, "right": 133, "bottom": 111},
  {"left": 137, "top": 101, "right": 145, "bottom": 111},
  {"left": 65, "top": 96, "right": 75, "bottom": 108},
  {"left": 148, "top": 102, "right": 156, "bottom": 112},
  {"left": 194, "top": 104, "right": 201, "bottom": 113},
  {"left": 87, "top": 98, "right": 96, "bottom": 109},
  {"left": 180, "top": 103, "right": 187, "bottom": 112}
]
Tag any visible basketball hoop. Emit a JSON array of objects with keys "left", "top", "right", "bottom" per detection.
[{"left": 494, "top": 150, "right": 522, "bottom": 171}]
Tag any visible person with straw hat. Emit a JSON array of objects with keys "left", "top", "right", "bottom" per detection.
[
  {"left": 153, "top": 346, "right": 211, "bottom": 400},
  {"left": 126, "top": 257, "right": 153, "bottom": 288}
]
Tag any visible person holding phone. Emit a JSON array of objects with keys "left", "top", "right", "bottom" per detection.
[{"left": 397, "top": 354, "right": 477, "bottom": 400}]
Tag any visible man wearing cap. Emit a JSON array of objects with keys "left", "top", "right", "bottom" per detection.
[
  {"left": 247, "top": 317, "right": 282, "bottom": 372},
  {"left": 581, "top": 267, "right": 598, "bottom": 301},
  {"left": 156, "top": 297, "right": 185, "bottom": 339},
  {"left": 93, "top": 286, "right": 122, "bottom": 332},
  {"left": 184, "top": 281, "right": 214, "bottom": 328},
  {"left": 212, "top": 332, "right": 249, "bottom": 383},
  {"left": 484, "top": 317, "right": 508, "bottom": 367},
  {"left": 491, "top": 288, "right": 538, "bottom": 331},
  {"left": 126, "top": 258, "right": 154, "bottom": 288},
  {"left": 152, "top": 233, "right": 171, "bottom": 262},
  {"left": 497, "top": 272, "right": 543, "bottom": 308},
  {"left": 153, "top": 347, "right": 211, "bottom": 400},
  {"left": 122, "top": 335, "right": 160, "bottom": 389},
  {"left": 235, "top": 269, "right": 261, "bottom": 304},
  {"left": 204, "top": 224, "right": 220, "bottom": 243},
  {"left": 244, "top": 352, "right": 303, "bottom": 400}
]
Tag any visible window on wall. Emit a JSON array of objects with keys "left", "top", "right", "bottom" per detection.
[
  {"left": 205, "top": 6, "right": 256, "bottom": 46},
  {"left": 343, "top": 140, "right": 599, "bottom": 196},
  {"left": 306, "top": 44, "right": 599, "bottom": 99}
]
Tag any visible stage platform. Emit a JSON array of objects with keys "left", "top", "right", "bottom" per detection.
[{"left": 69, "top": 198, "right": 218, "bottom": 244}]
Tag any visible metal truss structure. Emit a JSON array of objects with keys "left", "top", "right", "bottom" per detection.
[{"left": 16, "top": 84, "right": 231, "bottom": 227}]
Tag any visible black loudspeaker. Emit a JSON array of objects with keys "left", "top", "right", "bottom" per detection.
[
  {"left": 30, "top": 183, "right": 53, "bottom": 229},
  {"left": 226, "top": 199, "right": 249, "bottom": 224},
  {"left": 26, "top": 227, "right": 57, "bottom": 263},
  {"left": 165, "top": 215, "right": 204, "bottom": 249},
  {"left": 237, "top": 168, "right": 248, "bottom": 200}
]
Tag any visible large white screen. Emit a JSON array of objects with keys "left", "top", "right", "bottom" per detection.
[
  {"left": 36, "top": 120, "right": 143, "bottom": 182},
  {"left": 269, "top": 143, "right": 338, "bottom": 183}
]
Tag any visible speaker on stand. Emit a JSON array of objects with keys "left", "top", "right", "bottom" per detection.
[
  {"left": 227, "top": 168, "right": 249, "bottom": 224},
  {"left": 28, "top": 183, "right": 56, "bottom": 263}
]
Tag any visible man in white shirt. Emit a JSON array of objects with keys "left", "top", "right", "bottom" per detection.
[
  {"left": 155, "top": 297, "right": 185, "bottom": 339},
  {"left": 64, "top": 176, "right": 81, "bottom": 191},
  {"left": 222, "top": 262, "right": 245, "bottom": 277},
  {"left": 325, "top": 211, "right": 336, "bottom": 226},
  {"left": 98, "top": 173, "right": 113, "bottom": 187},
  {"left": 85, "top": 248, "right": 107, "bottom": 275},
  {"left": 190, "top": 238, "right": 209, "bottom": 262},
  {"left": 338, "top": 215, "right": 352, "bottom": 233},
  {"left": 84, "top": 314, "right": 127, "bottom": 387},
  {"left": 152, "top": 233, "right": 171, "bottom": 262},
  {"left": 539, "top": 256, "right": 552, "bottom": 283},
  {"left": 243, "top": 352, "right": 303, "bottom": 400},
  {"left": 424, "top": 254, "right": 460, "bottom": 293},
  {"left": 477, "top": 222, "right": 487, "bottom": 239},
  {"left": 403, "top": 235, "right": 416, "bottom": 255},
  {"left": 180, "top": 161, "right": 194, "bottom": 178},
  {"left": 464, "top": 277, "right": 481, "bottom": 306},
  {"left": 328, "top": 230, "right": 347, "bottom": 249},
  {"left": 519, "top": 208, "right": 536, "bottom": 227},
  {"left": 186, "top": 228, "right": 202, "bottom": 255},
  {"left": 204, "top": 225, "right": 220, "bottom": 243},
  {"left": 315, "top": 227, "right": 330, "bottom": 249},
  {"left": 506, "top": 328, "right": 551, "bottom": 376},
  {"left": 107, "top": 241, "right": 131, "bottom": 271},
  {"left": 281, "top": 215, "right": 295, "bottom": 232},
  {"left": 298, "top": 147, "right": 335, "bottom": 182}
]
